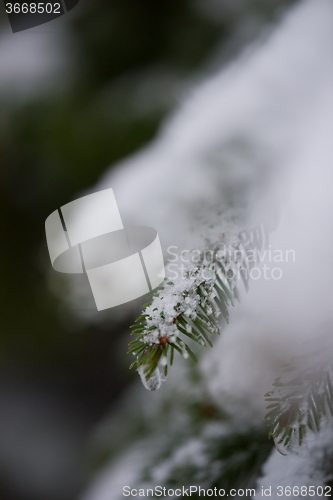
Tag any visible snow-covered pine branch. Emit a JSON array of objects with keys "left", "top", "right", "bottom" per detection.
[
  {"left": 129, "top": 223, "right": 269, "bottom": 390},
  {"left": 265, "top": 333, "right": 333, "bottom": 456},
  {"left": 79, "top": 2, "right": 333, "bottom": 485}
]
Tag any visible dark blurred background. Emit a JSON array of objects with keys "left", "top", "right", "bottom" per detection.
[{"left": 0, "top": 1, "right": 296, "bottom": 499}]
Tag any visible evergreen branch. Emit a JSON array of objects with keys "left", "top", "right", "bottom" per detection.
[
  {"left": 128, "top": 223, "right": 267, "bottom": 390},
  {"left": 264, "top": 338, "right": 333, "bottom": 455}
]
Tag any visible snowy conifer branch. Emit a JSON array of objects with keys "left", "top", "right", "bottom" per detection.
[
  {"left": 128, "top": 223, "right": 267, "bottom": 391},
  {"left": 264, "top": 340, "right": 333, "bottom": 455}
]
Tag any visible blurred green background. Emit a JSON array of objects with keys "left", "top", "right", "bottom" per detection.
[{"left": 0, "top": 1, "right": 296, "bottom": 499}]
